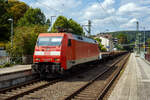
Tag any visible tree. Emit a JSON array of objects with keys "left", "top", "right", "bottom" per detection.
[
  {"left": 51, "top": 16, "right": 84, "bottom": 35},
  {"left": 68, "top": 19, "right": 84, "bottom": 35},
  {"left": 46, "top": 18, "right": 51, "bottom": 26},
  {"left": 51, "top": 16, "right": 68, "bottom": 32},
  {"left": 6, "top": 25, "right": 49, "bottom": 57},
  {"left": 0, "top": 0, "right": 29, "bottom": 41},
  {"left": 95, "top": 38, "right": 107, "bottom": 52},
  {"left": 17, "top": 8, "right": 46, "bottom": 26},
  {"left": 8, "top": 0, "right": 29, "bottom": 24},
  {"left": 117, "top": 33, "right": 128, "bottom": 44},
  {"left": 0, "top": 0, "right": 10, "bottom": 41}
]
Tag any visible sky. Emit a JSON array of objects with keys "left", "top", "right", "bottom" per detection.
[{"left": 20, "top": 0, "right": 150, "bottom": 35}]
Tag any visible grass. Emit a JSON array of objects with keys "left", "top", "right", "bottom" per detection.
[{"left": 0, "top": 63, "right": 13, "bottom": 68}]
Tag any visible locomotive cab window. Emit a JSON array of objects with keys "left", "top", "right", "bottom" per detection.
[
  {"left": 68, "top": 39, "right": 72, "bottom": 46},
  {"left": 37, "top": 36, "right": 63, "bottom": 46}
]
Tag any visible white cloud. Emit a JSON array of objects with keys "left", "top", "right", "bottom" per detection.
[
  {"left": 20, "top": 0, "right": 150, "bottom": 34},
  {"left": 80, "top": 0, "right": 115, "bottom": 20},
  {"left": 120, "top": 18, "right": 138, "bottom": 28},
  {"left": 129, "top": 18, "right": 137, "bottom": 23},
  {"left": 120, "top": 0, "right": 150, "bottom": 5},
  {"left": 23, "top": 0, "right": 82, "bottom": 19},
  {"left": 102, "top": 0, "right": 115, "bottom": 8},
  {"left": 118, "top": 3, "right": 140, "bottom": 15},
  {"left": 117, "top": 2, "right": 150, "bottom": 16}
]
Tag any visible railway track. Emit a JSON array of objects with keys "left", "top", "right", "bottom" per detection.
[
  {"left": 0, "top": 62, "right": 98, "bottom": 100},
  {"left": 0, "top": 53, "right": 129, "bottom": 100},
  {"left": 0, "top": 79, "right": 61, "bottom": 100},
  {"left": 64, "top": 53, "right": 130, "bottom": 100}
]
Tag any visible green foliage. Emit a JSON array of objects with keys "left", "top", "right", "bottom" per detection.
[
  {"left": 68, "top": 19, "right": 84, "bottom": 35},
  {"left": 115, "top": 44, "right": 123, "bottom": 50},
  {"left": 17, "top": 8, "right": 46, "bottom": 26},
  {"left": 115, "top": 33, "right": 132, "bottom": 50},
  {"left": 51, "top": 16, "right": 68, "bottom": 32},
  {"left": 95, "top": 38, "right": 107, "bottom": 52},
  {"left": 6, "top": 25, "right": 48, "bottom": 57},
  {"left": 51, "top": 16, "right": 84, "bottom": 35},
  {"left": 0, "top": 63, "right": 12, "bottom": 68},
  {"left": 110, "top": 30, "right": 150, "bottom": 44},
  {"left": 8, "top": 0, "right": 29, "bottom": 24},
  {"left": 0, "top": 0, "right": 10, "bottom": 41},
  {"left": 46, "top": 18, "right": 51, "bottom": 26},
  {"left": 101, "top": 47, "right": 107, "bottom": 52},
  {"left": 0, "top": 0, "right": 29, "bottom": 41},
  {"left": 117, "top": 33, "right": 128, "bottom": 44}
]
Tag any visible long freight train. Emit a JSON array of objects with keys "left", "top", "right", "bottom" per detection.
[{"left": 32, "top": 33, "right": 100, "bottom": 77}]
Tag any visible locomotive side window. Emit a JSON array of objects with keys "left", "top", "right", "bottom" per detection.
[{"left": 68, "top": 39, "right": 72, "bottom": 46}]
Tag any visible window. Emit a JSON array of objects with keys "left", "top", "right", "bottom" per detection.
[
  {"left": 37, "top": 36, "right": 63, "bottom": 46},
  {"left": 68, "top": 39, "right": 72, "bottom": 46}
]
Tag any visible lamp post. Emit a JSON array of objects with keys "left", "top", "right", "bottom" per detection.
[{"left": 8, "top": 18, "right": 13, "bottom": 49}]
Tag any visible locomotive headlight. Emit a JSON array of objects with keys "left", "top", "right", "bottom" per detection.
[
  {"left": 35, "top": 51, "right": 44, "bottom": 55},
  {"left": 54, "top": 58, "right": 60, "bottom": 61},
  {"left": 50, "top": 51, "right": 61, "bottom": 56},
  {"left": 36, "top": 58, "right": 40, "bottom": 60}
]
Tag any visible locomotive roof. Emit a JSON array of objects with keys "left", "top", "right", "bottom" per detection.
[
  {"left": 39, "top": 33, "right": 97, "bottom": 44},
  {"left": 71, "top": 34, "right": 97, "bottom": 44}
]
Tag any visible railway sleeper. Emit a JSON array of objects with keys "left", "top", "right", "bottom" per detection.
[
  {"left": 74, "top": 96, "right": 96, "bottom": 100},
  {"left": 76, "top": 94, "right": 97, "bottom": 98},
  {"left": 78, "top": 92, "right": 98, "bottom": 96}
]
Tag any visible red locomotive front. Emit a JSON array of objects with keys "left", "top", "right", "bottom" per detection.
[
  {"left": 32, "top": 33, "right": 67, "bottom": 76},
  {"left": 32, "top": 32, "right": 100, "bottom": 77}
]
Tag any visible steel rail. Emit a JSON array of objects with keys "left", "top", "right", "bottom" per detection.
[
  {"left": 0, "top": 79, "right": 62, "bottom": 100},
  {"left": 64, "top": 53, "right": 130, "bottom": 100},
  {"left": 97, "top": 53, "right": 130, "bottom": 100}
]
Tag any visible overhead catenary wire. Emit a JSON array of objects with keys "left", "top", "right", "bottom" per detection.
[
  {"left": 96, "top": 0, "right": 120, "bottom": 29},
  {"left": 29, "top": 0, "right": 62, "bottom": 14}
]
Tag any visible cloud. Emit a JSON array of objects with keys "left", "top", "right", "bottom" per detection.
[
  {"left": 120, "top": 18, "right": 138, "bottom": 29},
  {"left": 80, "top": 0, "right": 115, "bottom": 21},
  {"left": 21, "top": 0, "right": 82, "bottom": 18},
  {"left": 118, "top": 3, "right": 140, "bottom": 15},
  {"left": 20, "top": 0, "right": 150, "bottom": 34},
  {"left": 120, "top": 0, "right": 150, "bottom": 5},
  {"left": 117, "top": 2, "right": 150, "bottom": 16},
  {"left": 129, "top": 18, "right": 138, "bottom": 23},
  {"left": 102, "top": 0, "right": 115, "bottom": 8}
]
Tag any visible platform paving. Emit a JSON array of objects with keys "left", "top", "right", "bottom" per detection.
[
  {"left": 0, "top": 64, "right": 31, "bottom": 75},
  {"left": 108, "top": 53, "right": 150, "bottom": 100}
]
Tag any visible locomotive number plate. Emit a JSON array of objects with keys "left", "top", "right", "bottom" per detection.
[
  {"left": 44, "top": 52, "right": 50, "bottom": 55},
  {"left": 43, "top": 59, "right": 49, "bottom": 62}
]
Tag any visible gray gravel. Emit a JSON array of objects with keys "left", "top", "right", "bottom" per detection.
[{"left": 18, "top": 59, "right": 116, "bottom": 100}]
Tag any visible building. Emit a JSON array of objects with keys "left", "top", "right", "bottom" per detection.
[{"left": 95, "top": 33, "right": 114, "bottom": 51}]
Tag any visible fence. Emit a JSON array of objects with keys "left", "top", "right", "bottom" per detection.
[
  {"left": 0, "top": 56, "right": 33, "bottom": 65},
  {"left": 0, "top": 56, "right": 10, "bottom": 65},
  {"left": 145, "top": 54, "right": 150, "bottom": 62},
  {"left": 0, "top": 50, "right": 33, "bottom": 65}
]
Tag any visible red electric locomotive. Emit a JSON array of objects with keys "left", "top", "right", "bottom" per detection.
[{"left": 32, "top": 33, "right": 100, "bottom": 77}]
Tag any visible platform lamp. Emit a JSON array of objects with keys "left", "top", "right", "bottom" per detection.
[{"left": 8, "top": 18, "right": 13, "bottom": 49}]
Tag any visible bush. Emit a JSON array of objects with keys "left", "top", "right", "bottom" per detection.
[
  {"left": 6, "top": 25, "right": 48, "bottom": 57},
  {"left": 95, "top": 38, "right": 107, "bottom": 52},
  {"left": 0, "top": 63, "right": 11, "bottom": 68}
]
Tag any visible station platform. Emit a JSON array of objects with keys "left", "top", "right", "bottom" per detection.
[
  {"left": 108, "top": 53, "right": 150, "bottom": 100},
  {"left": 0, "top": 64, "right": 31, "bottom": 75}
]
